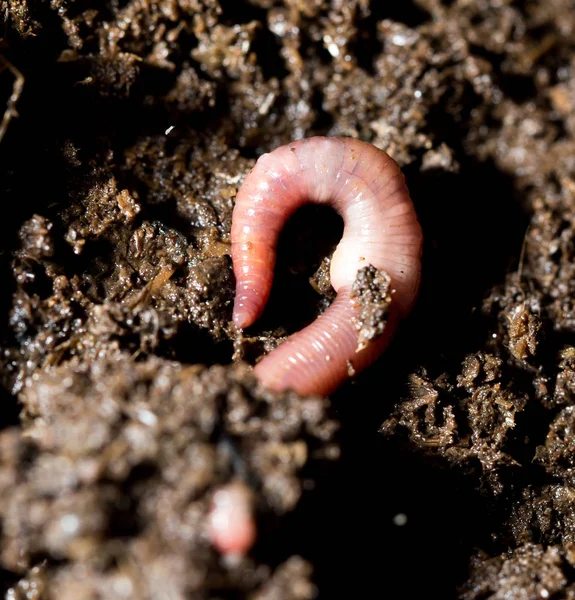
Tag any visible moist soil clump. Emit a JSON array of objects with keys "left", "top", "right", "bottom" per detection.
[
  {"left": 1, "top": 0, "right": 575, "bottom": 598},
  {"left": 1, "top": 356, "right": 336, "bottom": 598},
  {"left": 351, "top": 265, "right": 392, "bottom": 352}
]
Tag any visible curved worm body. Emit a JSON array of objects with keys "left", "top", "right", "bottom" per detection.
[{"left": 231, "top": 137, "right": 423, "bottom": 397}]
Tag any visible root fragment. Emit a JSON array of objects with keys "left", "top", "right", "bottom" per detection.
[{"left": 0, "top": 54, "right": 24, "bottom": 143}]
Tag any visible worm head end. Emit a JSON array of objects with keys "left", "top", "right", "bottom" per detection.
[
  {"left": 232, "top": 294, "right": 260, "bottom": 329},
  {"left": 232, "top": 307, "right": 251, "bottom": 329}
]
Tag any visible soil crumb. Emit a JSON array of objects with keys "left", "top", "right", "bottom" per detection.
[
  {"left": 351, "top": 265, "right": 392, "bottom": 352},
  {"left": 460, "top": 544, "right": 574, "bottom": 600}
]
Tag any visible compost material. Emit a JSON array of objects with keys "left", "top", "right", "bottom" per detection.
[{"left": 1, "top": 0, "right": 575, "bottom": 597}]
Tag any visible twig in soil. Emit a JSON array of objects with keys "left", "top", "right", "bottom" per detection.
[
  {"left": 127, "top": 265, "right": 176, "bottom": 309},
  {"left": 0, "top": 54, "right": 24, "bottom": 143},
  {"left": 516, "top": 221, "right": 531, "bottom": 296}
]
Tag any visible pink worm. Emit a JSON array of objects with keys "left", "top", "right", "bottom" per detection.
[
  {"left": 231, "top": 137, "right": 423, "bottom": 397},
  {"left": 208, "top": 481, "right": 256, "bottom": 556}
]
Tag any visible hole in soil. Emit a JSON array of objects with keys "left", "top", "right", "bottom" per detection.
[
  {"left": 235, "top": 144, "right": 261, "bottom": 160},
  {"left": 19, "top": 262, "right": 53, "bottom": 300},
  {"left": 106, "top": 498, "right": 143, "bottom": 538},
  {"left": 498, "top": 73, "right": 538, "bottom": 104},
  {"left": 310, "top": 88, "right": 335, "bottom": 135},
  {"left": 167, "top": 323, "right": 235, "bottom": 367},
  {"left": 251, "top": 25, "right": 290, "bottom": 82},
  {"left": 0, "top": 568, "right": 20, "bottom": 597},
  {"left": 376, "top": 1, "right": 431, "bottom": 28},
  {"left": 0, "top": 387, "right": 19, "bottom": 430},
  {"left": 219, "top": 0, "right": 288, "bottom": 81},
  {"left": 468, "top": 44, "right": 540, "bottom": 105},
  {"left": 219, "top": 0, "right": 266, "bottom": 25}
]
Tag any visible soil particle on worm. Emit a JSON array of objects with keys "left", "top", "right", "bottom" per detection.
[
  {"left": 2, "top": 0, "right": 575, "bottom": 597},
  {"left": 350, "top": 265, "right": 392, "bottom": 352}
]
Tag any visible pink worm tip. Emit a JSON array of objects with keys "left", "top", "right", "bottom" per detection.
[
  {"left": 231, "top": 136, "right": 423, "bottom": 396},
  {"left": 208, "top": 481, "right": 256, "bottom": 557},
  {"left": 232, "top": 298, "right": 255, "bottom": 329}
]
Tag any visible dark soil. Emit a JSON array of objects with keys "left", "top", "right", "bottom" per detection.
[{"left": 1, "top": 0, "right": 575, "bottom": 598}]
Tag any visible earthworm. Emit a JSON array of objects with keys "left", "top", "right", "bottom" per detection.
[
  {"left": 231, "top": 137, "right": 423, "bottom": 397},
  {"left": 208, "top": 480, "right": 256, "bottom": 556}
]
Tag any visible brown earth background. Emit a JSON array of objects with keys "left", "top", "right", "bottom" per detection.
[{"left": 1, "top": 0, "right": 575, "bottom": 598}]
